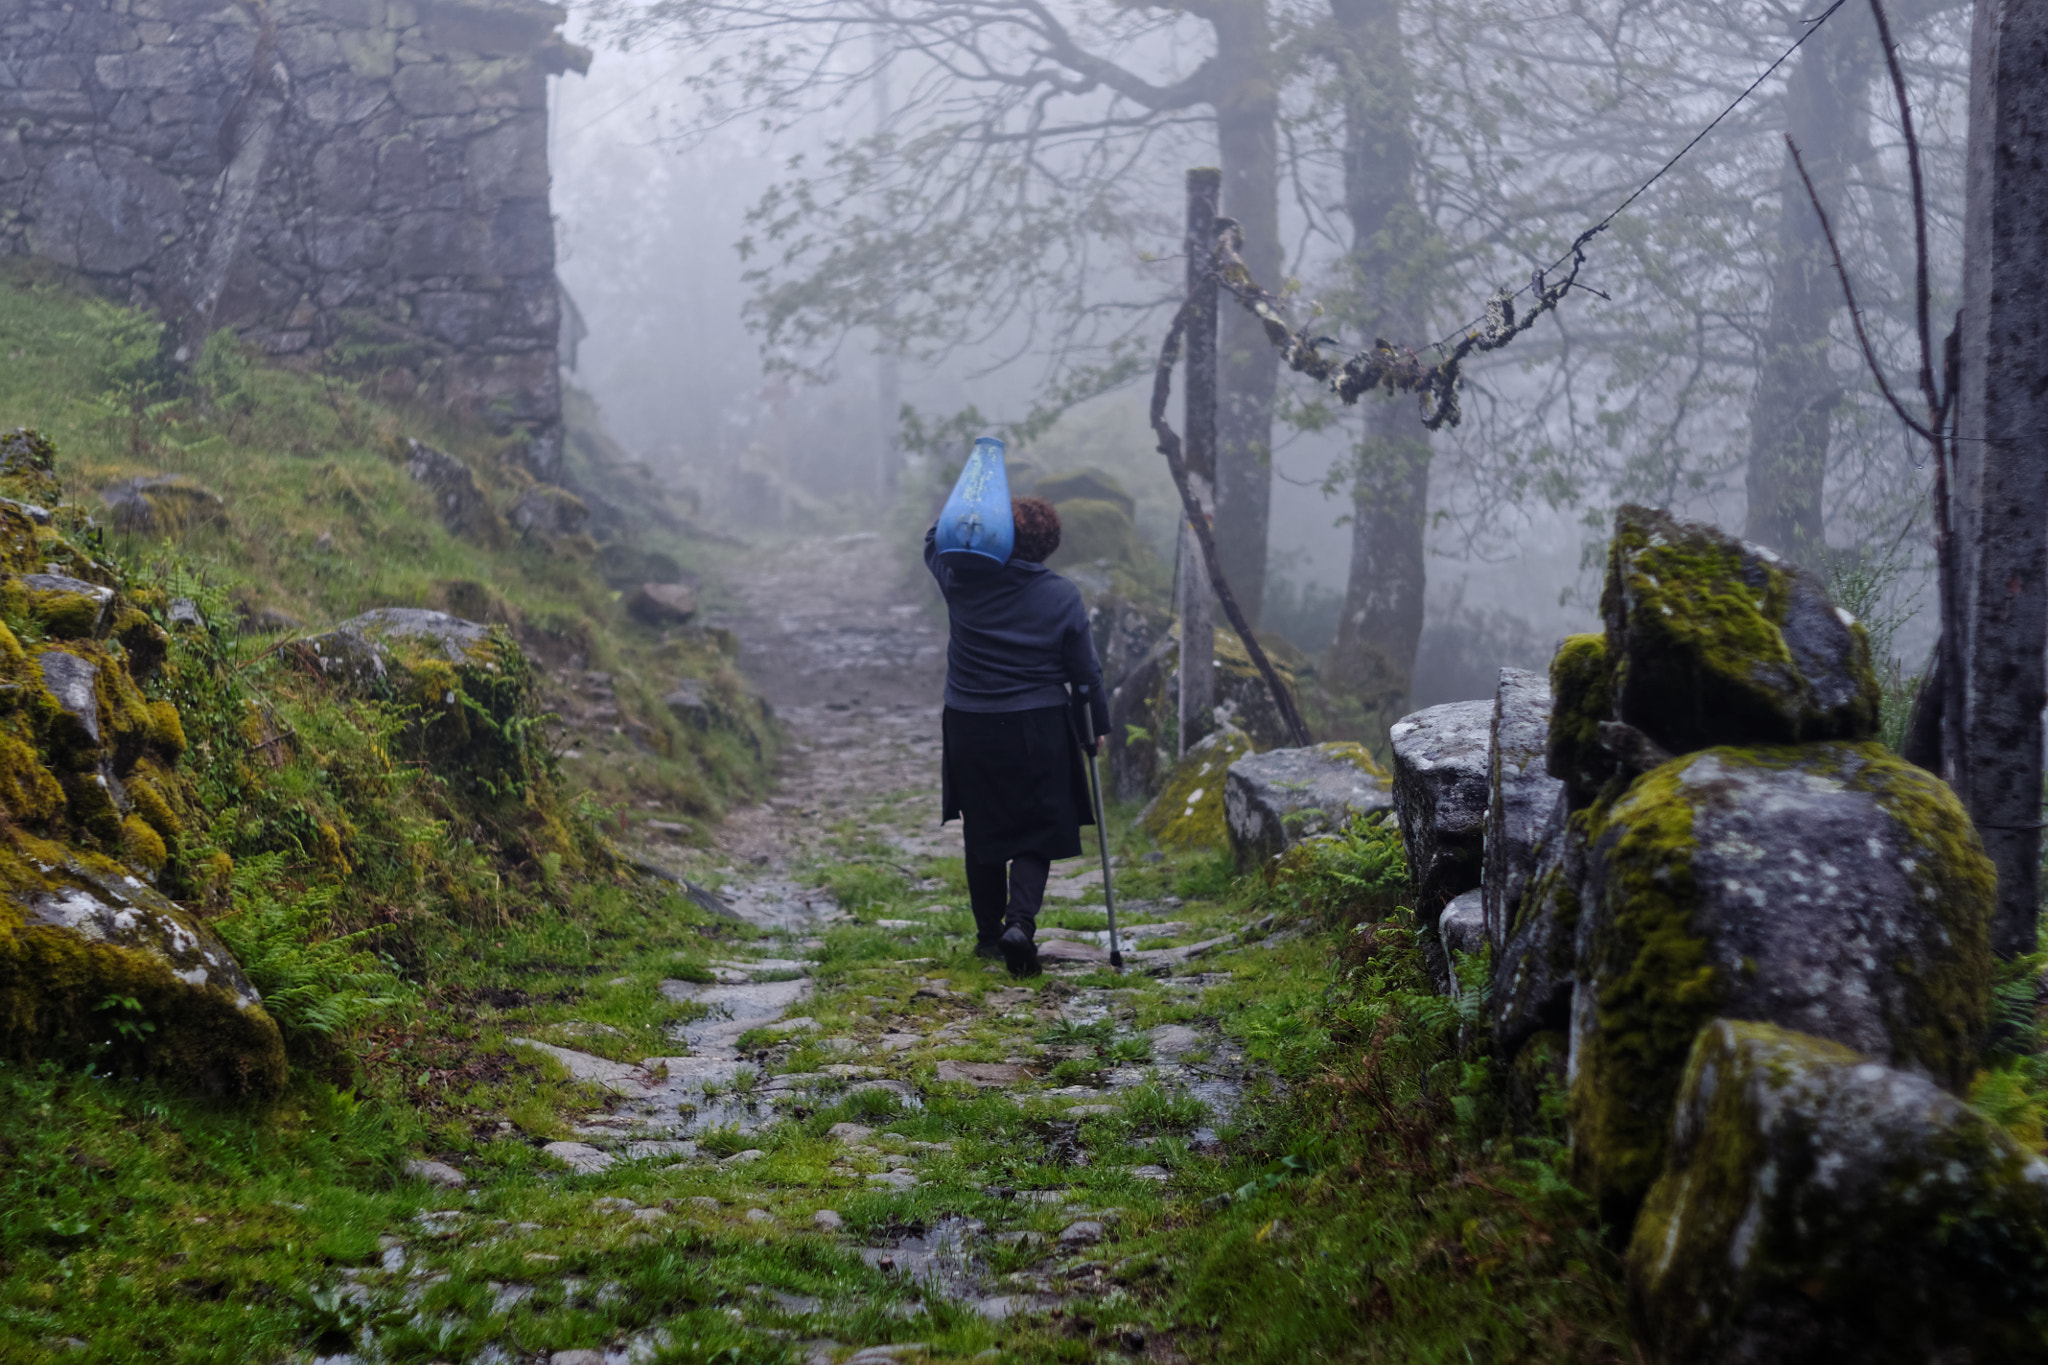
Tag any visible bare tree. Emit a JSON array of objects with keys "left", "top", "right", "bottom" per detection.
[{"left": 1322, "top": 0, "right": 1437, "bottom": 737}]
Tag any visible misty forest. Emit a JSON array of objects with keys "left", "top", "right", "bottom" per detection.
[{"left": 0, "top": 0, "right": 2046, "bottom": 1360}]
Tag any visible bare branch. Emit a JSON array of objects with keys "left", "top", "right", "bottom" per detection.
[
  {"left": 1146, "top": 301, "right": 1315, "bottom": 749},
  {"left": 1784, "top": 133, "right": 1937, "bottom": 442}
]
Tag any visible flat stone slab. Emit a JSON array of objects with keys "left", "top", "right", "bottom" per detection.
[
  {"left": 1036, "top": 938, "right": 1110, "bottom": 965},
  {"left": 935, "top": 1060, "right": 1034, "bottom": 1086},
  {"left": 541, "top": 1141, "right": 615, "bottom": 1174},
  {"left": 661, "top": 977, "right": 815, "bottom": 1056},
  {"left": 1147, "top": 1024, "right": 1203, "bottom": 1055},
  {"left": 403, "top": 1159, "right": 465, "bottom": 1188},
  {"left": 509, "top": 1039, "right": 650, "bottom": 1094}
]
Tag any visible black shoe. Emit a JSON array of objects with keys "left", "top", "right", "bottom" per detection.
[
  {"left": 1000, "top": 924, "right": 1040, "bottom": 977},
  {"left": 973, "top": 937, "right": 1003, "bottom": 960}
]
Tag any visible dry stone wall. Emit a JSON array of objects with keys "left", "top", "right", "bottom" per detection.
[{"left": 0, "top": 0, "right": 587, "bottom": 472}]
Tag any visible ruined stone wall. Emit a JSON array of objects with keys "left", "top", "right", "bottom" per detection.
[{"left": 0, "top": 0, "right": 587, "bottom": 472}]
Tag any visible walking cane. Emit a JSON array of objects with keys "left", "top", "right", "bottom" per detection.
[{"left": 1076, "top": 692, "right": 1124, "bottom": 974}]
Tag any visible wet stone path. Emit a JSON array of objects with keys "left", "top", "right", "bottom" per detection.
[{"left": 335, "top": 533, "right": 1280, "bottom": 1365}]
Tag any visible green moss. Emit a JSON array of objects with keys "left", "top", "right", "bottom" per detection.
[
  {"left": 1141, "top": 727, "right": 1255, "bottom": 850},
  {"left": 24, "top": 585, "right": 106, "bottom": 638},
  {"left": 1571, "top": 759, "right": 1718, "bottom": 1226},
  {"left": 1842, "top": 746, "right": 1995, "bottom": 1089},
  {"left": 1631, "top": 1020, "right": 2048, "bottom": 1363},
  {"left": 1575, "top": 742, "right": 1997, "bottom": 1231},
  {"left": 122, "top": 812, "right": 168, "bottom": 871},
  {"left": 1547, "top": 632, "right": 1614, "bottom": 807},
  {"left": 126, "top": 767, "right": 183, "bottom": 841},
  {"left": 1046, "top": 496, "right": 1142, "bottom": 568},
  {"left": 1318, "top": 738, "right": 1389, "bottom": 781},
  {"left": 145, "top": 697, "right": 186, "bottom": 755},
  {"left": 1603, "top": 506, "right": 1880, "bottom": 752}
]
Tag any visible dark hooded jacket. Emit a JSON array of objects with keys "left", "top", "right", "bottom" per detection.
[{"left": 926, "top": 526, "right": 1109, "bottom": 862}]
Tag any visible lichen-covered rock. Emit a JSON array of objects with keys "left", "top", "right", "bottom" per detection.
[
  {"left": 1603, "top": 505, "right": 1880, "bottom": 756},
  {"left": 99, "top": 475, "right": 226, "bottom": 537},
  {"left": 299, "top": 626, "right": 389, "bottom": 689},
  {"left": 1107, "top": 612, "right": 1305, "bottom": 796},
  {"left": 1439, "top": 888, "right": 1486, "bottom": 958},
  {"left": 1093, "top": 595, "right": 1172, "bottom": 801},
  {"left": 1223, "top": 742, "right": 1391, "bottom": 874},
  {"left": 15, "top": 572, "right": 116, "bottom": 638},
  {"left": 1485, "top": 667, "right": 1562, "bottom": 949},
  {"left": 1571, "top": 742, "right": 1995, "bottom": 1226},
  {"left": 1389, "top": 700, "right": 1493, "bottom": 921},
  {"left": 665, "top": 680, "right": 712, "bottom": 731},
  {"left": 1046, "top": 497, "right": 1142, "bottom": 569},
  {"left": 1492, "top": 789, "right": 1580, "bottom": 1059},
  {"left": 1032, "top": 467, "right": 1135, "bottom": 518},
  {"left": 0, "top": 863, "right": 285, "bottom": 1100},
  {"left": 510, "top": 484, "right": 591, "bottom": 544},
  {"left": 405, "top": 439, "right": 500, "bottom": 544},
  {"left": 1139, "top": 725, "right": 1254, "bottom": 851},
  {"left": 346, "top": 607, "right": 495, "bottom": 661},
  {"left": 627, "top": 581, "right": 698, "bottom": 627},
  {"left": 0, "top": 433, "right": 277, "bottom": 1095},
  {"left": 1630, "top": 1020, "right": 2048, "bottom": 1364}
]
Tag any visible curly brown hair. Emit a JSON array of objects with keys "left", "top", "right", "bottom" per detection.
[{"left": 1010, "top": 496, "right": 1062, "bottom": 563}]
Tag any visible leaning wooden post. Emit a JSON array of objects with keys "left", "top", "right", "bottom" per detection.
[
  {"left": 1177, "top": 167, "right": 1221, "bottom": 756},
  {"left": 1955, "top": 0, "right": 2048, "bottom": 957}
]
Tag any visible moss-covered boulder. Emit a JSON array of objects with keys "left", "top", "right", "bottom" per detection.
[
  {"left": 1571, "top": 742, "right": 1995, "bottom": 1228},
  {"left": 1034, "top": 467, "right": 1135, "bottom": 519},
  {"left": 1139, "top": 725, "right": 1254, "bottom": 850},
  {"left": 1630, "top": 1020, "right": 2048, "bottom": 1363},
  {"left": 1485, "top": 667, "right": 1563, "bottom": 948},
  {"left": 404, "top": 438, "right": 501, "bottom": 545},
  {"left": 1547, "top": 632, "right": 1615, "bottom": 809},
  {"left": 1389, "top": 699, "right": 1493, "bottom": 922},
  {"left": 1109, "top": 613, "right": 1306, "bottom": 798},
  {"left": 0, "top": 858, "right": 285, "bottom": 1100},
  {"left": 1602, "top": 505, "right": 1879, "bottom": 756},
  {"left": 326, "top": 608, "right": 554, "bottom": 820},
  {"left": 1047, "top": 497, "right": 1142, "bottom": 569},
  {"left": 0, "top": 430, "right": 282, "bottom": 1098},
  {"left": 1223, "top": 741, "right": 1391, "bottom": 873},
  {"left": 99, "top": 473, "right": 226, "bottom": 537}
]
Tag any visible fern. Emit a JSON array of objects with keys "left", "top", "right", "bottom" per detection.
[{"left": 213, "top": 854, "right": 406, "bottom": 1041}]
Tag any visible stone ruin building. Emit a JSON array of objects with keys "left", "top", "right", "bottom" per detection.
[{"left": 0, "top": 0, "right": 588, "bottom": 474}]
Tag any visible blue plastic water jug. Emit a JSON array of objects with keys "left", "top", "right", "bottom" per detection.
[{"left": 934, "top": 436, "right": 1013, "bottom": 564}]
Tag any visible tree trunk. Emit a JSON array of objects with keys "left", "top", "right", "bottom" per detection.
[
  {"left": 1955, "top": 0, "right": 2048, "bottom": 958},
  {"left": 1209, "top": 0, "right": 1281, "bottom": 630},
  {"left": 1743, "top": 11, "right": 1875, "bottom": 564},
  {"left": 872, "top": 33, "right": 901, "bottom": 497},
  {"left": 1332, "top": 408, "right": 1430, "bottom": 728},
  {"left": 1180, "top": 170, "right": 1222, "bottom": 754},
  {"left": 1327, "top": 0, "right": 1435, "bottom": 736}
]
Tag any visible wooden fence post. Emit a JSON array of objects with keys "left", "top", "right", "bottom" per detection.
[{"left": 1177, "top": 167, "right": 1220, "bottom": 756}]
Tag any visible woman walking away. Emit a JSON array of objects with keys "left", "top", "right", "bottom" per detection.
[{"left": 926, "top": 496, "right": 1108, "bottom": 977}]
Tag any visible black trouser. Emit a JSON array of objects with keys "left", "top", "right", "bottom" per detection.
[{"left": 966, "top": 853, "right": 1050, "bottom": 945}]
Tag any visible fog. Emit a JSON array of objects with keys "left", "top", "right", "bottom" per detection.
[{"left": 552, "top": 0, "right": 1970, "bottom": 713}]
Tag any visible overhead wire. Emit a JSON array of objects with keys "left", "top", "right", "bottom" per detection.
[{"left": 1428, "top": 0, "right": 1853, "bottom": 352}]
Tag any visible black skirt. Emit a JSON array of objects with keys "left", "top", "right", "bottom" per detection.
[{"left": 942, "top": 704, "right": 1095, "bottom": 865}]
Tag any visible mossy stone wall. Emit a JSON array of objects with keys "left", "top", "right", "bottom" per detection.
[{"left": 1571, "top": 742, "right": 1994, "bottom": 1227}]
